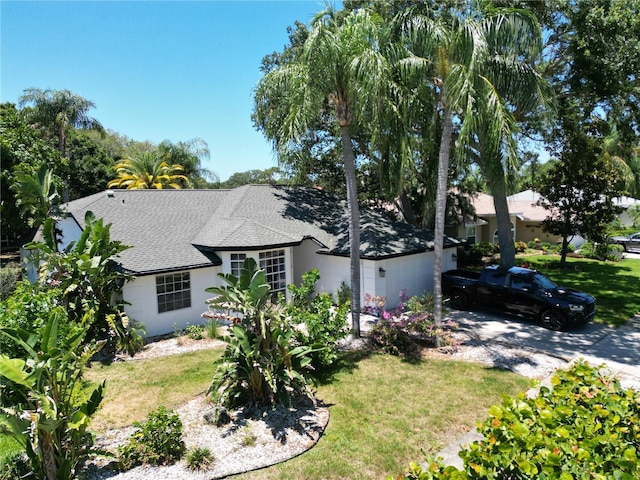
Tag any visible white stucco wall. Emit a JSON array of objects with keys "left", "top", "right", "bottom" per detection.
[
  {"left": 123, "top": 266, "right": 220, "bottom": 337},
  {"left": 291, "top": 240, "right": 458, "bottom": 310},
  {"left": 292, "top": 239, "right": 350, "bottom": 298},
  {"left": 57, "top": 216, "right": 84, "bottom": 250},
  {"left": 362, "top": 247, "right": 458, "bottom": 309}
]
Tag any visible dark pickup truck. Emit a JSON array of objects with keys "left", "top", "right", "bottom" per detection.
[{"left": 442, "top": 265, "right": 596, "bottom": 330}]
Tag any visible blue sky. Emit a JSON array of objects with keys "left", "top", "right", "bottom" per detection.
[{"left": 1, "top": 1, "right": 328, "bottom": 181}]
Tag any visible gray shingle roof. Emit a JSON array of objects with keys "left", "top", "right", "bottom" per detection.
[{"left": 64, "top": 185, "right": 462, "bottom": 275}]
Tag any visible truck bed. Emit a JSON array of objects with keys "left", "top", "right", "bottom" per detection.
[{"left": 442, "top": 269, "right": 482, "bottom": 281}]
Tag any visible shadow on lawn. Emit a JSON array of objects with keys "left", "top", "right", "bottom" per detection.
[{"left": 314, "top": 348, "right": 375, "bottom": 386}]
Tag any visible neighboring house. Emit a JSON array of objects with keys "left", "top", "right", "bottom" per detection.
[
  {"left": 613, "top": 196, "right": 640, "bottom": 227},
  {"left": 451, "top": 190, "right": 640, "bottom": 249},
  {"left": 450, "top": 190, "right": 561, "bottom": 247},
  {"left": 53, "top": 185, "right": 462, "bottom": 337}
]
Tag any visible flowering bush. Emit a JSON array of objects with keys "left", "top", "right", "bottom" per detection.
[
  {"left": 368, "top": 291, "right": 458, "bottom": 359},
  {"left": 363, "top": 293, "right": 387, "bottom": 317}
]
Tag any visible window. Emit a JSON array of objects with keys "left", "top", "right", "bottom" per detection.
[
  {"left": 259, "top": 249, "right": 286, "bottom": 296},
  {"left": 466, "top": 227, "right": 477, "bottom": 245},
  {"left": 230, "top": 253, "right": 246, "bottom": 278},
  {"left": 156, "top": 272, "right": 191, "bottom": 313},
  {"left": 493, "top": 222, "right": 515, "bottom": 244}
]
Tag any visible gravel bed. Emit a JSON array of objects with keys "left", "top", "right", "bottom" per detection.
[{"left": 82, "top": 395, "right": 329, "bottom": 480}]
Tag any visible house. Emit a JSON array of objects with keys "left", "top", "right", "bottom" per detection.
[
  {"left": 449, "top": 190, "right": 561, "bottom": 247},
  {"left": 55, "top": 185, "right": 462, "bottom": 337},
  {"left": 451, "top": 190, "right": 640, "bottom": 249},
  {"left": 613, "top": 196, "right": 640, "bottom": 227}
]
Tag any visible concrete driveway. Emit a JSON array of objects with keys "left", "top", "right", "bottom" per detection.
[
  {"left": 446, "top": 307, "right": 640, "bottom": 385},
  {"left": 438, "top": 308, "right": 640, "bottom": 469}
]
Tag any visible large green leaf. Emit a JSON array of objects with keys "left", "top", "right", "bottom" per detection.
[{"left": 0, "top": 356, "right": 34, "bottom": 388}]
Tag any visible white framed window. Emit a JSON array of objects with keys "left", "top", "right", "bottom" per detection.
[
  {"left": 230, "top": 253, "right": 246, "bottom": 278},
  {"left": 156, "top": 272, "right": 191, "bottom": 313},
  {"left": 259, "top": 249, "right": 286, "bottom": 295},
  {"left": 493, "top": 222, "right": 515, "bottom": 244},
  {"left": 466, "top": 226, "right": 477, "bottom": 245}
]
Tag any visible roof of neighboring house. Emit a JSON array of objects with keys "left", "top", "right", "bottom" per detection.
[
  {"left": 613, "top": 196, "right": 640, "bottom": 208},
  {"left": 64, "top": 185, "right": 463, "bottom": 275},
  {"left": 471, "top": 190, "right": 548, "bottom": 222},
  {"left": 471, "top": 190, "right": 640, "bottom": 223}
]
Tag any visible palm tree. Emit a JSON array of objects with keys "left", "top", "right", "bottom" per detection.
[
  {"left": 18, "top": 88, "right": 104, "bottom": 159},
  {"left": 601, "top": 128, "right": 640, "bottom": 198},
  {"left": 158, "top": 138, "right": 219, "bottom": 188},
  {"left": 400, "top": 7, "right": 551, "bottom": 337},
  {"left": 107, "top": 152, "right": 188, "bottom": 189},
  {"left": 254, "top": 7, "right": 397, "bottom": 338}
]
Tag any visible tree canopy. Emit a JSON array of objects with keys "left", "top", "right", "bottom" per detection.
[{"left": 107, "top": 152, "right": 188, "bottom": 190}]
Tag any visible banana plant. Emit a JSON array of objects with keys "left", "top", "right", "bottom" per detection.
[
  {"left": 0, "top": 308, "right": 105, "bottom": 480},
  {"left": 206, "top": 258, "right": 314, "bottom": 408}
]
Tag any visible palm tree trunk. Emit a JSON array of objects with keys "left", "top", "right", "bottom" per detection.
[
  {"left": 433, "top": 106, "right": 453, "bottom": 348},
  {"left": 398, "top": 188, "right": 418, "bottom": 226},
  {"left": 490, "top": 174, "right": 516, "bottom": 267},
  {"left": 340, "top": 125, "right": 361, "bottom": 339}
]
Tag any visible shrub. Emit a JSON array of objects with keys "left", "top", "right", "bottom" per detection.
[
  {"left": 118, "top": 406, "right": 185, "bottom": 470},
  {"left": 369, "top": 292, "right": 457, "bottom": 359},
  {"left": 471, "top": 242, "right": 495, "bottom": 258},
  {"left": 369, "top": 319, "right": 417, "bottom": 359},
  {"left": 0, "top": 263, "right": 20, "bottom": 301},
  {"left": 0, "top": 281, "right": 83, "bottom": 359},
  {"left": 515, "top": 241, "right": 527, "bottom": 253},
  {"left": 390, "top": 361, "right": 640, "bottom": 479},
  {"left": 185, "top": 323, "right": 204, "bottom": 340},
  {"left": 0, "top": 452, "right": 30, "bottom": 480},
  {"left": 206, "top": 319, "right": 222, "bottom": 339},
  {"left": 185, "top": 446, "right": 214, "bottom": 472},
  {"left": 336, "top": 281, "right": 351, "bottom": 307},
  {"left": 106, "top": 310, "right": 146, "bottom": 357},
  {"left": 581, "top": 241, "right": 623, "bottom": 261},
  {"left": 547, "top": 243, "right": 561, "bottom": 254},
  {"left": 286, "top": 269, "right": 349, "bottom": 371}
]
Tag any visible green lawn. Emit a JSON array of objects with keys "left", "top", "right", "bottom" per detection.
[
  {"left": 2, "top": 349, "right": 529, "bottom": 479},
  {"left": 518, "top": 254, "right": 640, "bottom": 326},
  {"left": 230, "top": 353, "right": 528, "bottom": 479}
]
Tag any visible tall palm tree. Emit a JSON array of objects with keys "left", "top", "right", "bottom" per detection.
[
  {"left": 400, "top": 7, "right": 551, "bottom": 337},
  {"left": 254, "top": 7, "right": 397, "bottom": 338},
  {"left": 158, "top": 138, "right": 219, "bottom": 188},
  {"left": 107, "top": 152, "right": 187, "bottom": 189},
  {"left": 18, "top": 88, "right": 104, "bottom": 159},
  {"left": 601, "top": 128, "right": 640, "bottom": 198}
]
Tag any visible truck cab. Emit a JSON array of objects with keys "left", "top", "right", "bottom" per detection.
[{"left": 443, "top": 265, "right": 596, "bottom": 330}]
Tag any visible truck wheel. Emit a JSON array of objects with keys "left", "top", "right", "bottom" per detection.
[
  {"left": 540, "top": 309, "right": 567, "bottom": 331},
  {"left": 450, "top": 291, "right": 469, "bottom": 310}
]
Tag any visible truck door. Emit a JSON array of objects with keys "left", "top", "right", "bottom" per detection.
[
  {"left": 505, "top": 274, "right": 541, "bottom": 316},
  {"left": 477, "top": 269, "right": 509, "bottom": 308}
]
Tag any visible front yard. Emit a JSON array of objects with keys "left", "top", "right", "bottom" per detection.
[
  {"left": 83, "top": 349, "right": 528, "bottom": 479},
  {"left": 2, "top": 255, "right": 639, "bottom": 478}
]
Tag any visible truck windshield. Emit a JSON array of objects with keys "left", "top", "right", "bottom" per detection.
[{"left": 533, "top": 273, "right": 557, "bottom": 291}]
